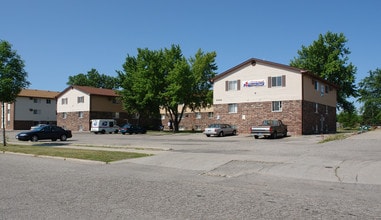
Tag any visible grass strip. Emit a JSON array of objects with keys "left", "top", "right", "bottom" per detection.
[
  {"left": 0, "top": 145, "right": 151, "bottom": 163},
  {"left": 318, "top": 133, "right": 348, "bottom": 143}
]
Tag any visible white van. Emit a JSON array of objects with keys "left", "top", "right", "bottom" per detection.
[{"left": 90, "top": 119, "right": 119, "bottom": 134}]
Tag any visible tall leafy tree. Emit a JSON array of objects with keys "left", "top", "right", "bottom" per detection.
[
  {"left": 118, "top": 45, "right": 217, "bottom": 131},
  {"left": 290, "top": 31, "right": 357, "bottom": 112},
  {"left": 67, "top": 68, "right": 118, "bottom": 89},
  {"left": 0, "top": 40, "right": 30, "bottom": 146},
  {"left": 358, "top": 68, "right": 381, "bottom": 125}
]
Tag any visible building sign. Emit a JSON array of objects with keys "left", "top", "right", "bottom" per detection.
[{"left": 243, "top": 80, "right": 265, "bottom": 87}]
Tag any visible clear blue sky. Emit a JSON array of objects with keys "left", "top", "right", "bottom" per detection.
[{"left": 1, "top": 0, "right": 380, "bottom": 100}]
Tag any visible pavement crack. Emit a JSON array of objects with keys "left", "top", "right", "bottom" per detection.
[{"left": 334, "top": 166, "right": 342, "bottom": 182}]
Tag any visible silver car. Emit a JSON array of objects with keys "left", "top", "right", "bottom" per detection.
[{"left": 203, "top": 124, "right": 237, "bottom": 137}]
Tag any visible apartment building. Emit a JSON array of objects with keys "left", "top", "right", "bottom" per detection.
[
  {"left": 211, "top": 58, "right": 338, "bottom": 135},
  {"left": 1, "top": 89, "right": 59, "bottom": 130}
]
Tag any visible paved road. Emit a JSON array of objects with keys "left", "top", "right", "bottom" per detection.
[{"left": 1, "top": 129, "right": 381, "bottom": 219}]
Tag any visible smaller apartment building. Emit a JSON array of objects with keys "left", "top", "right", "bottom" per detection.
[
  {"left": 160, "top": 105, "right": 215, "bottom": 131},
  {"left": 56, "top": 85, "right": 130, "bottom": 131},
  {"left": 1, "top": 89, "right": 59, "bottom": 130}
]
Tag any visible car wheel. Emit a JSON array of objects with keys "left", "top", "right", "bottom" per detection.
[
  {"left": 272, "top": 131, "right": 277, "bottom": 139},
  {"left": 122, "top": 132, "right": 126, "bottom": 135},
  {"left": 232, "top": 130, "right": 237, "bottom": 136},
  {"left": 31, "top": 135, "right": 38, "bottom": 142},
  {"left": 206, "top": 134, "right": 211, "bottom": 137},
  {"left": 283, "top": 131, "right": 288, "bottom": 137},
  {"left": 60, "top": 134, "right": 67, "bottom": 141},
  {"left": 254, "top": 135, "right": 259, "bottom": 139},
  {"left": 219, "top": 131, "right": 224, "bottom": 137},
  {"left": 101, "top": 130, "right": 106, "bottom": 134}
]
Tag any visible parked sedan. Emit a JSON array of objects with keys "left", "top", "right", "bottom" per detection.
[
  {"left": 16, "top": 125, "right": 72, "bottom": 142},
  {"left": 119, "top": 124, "right": 147, "bottom": 135},
  {"left": 203, "top": 124, "right": 237, "bottom": 137}
]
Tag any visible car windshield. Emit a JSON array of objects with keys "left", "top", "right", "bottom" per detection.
[
  {"left": 33, "top": 126, "right": 46, "bottom": 131},
  {"left": 208, "top": 124, "right": 221, "bottom": 128}
]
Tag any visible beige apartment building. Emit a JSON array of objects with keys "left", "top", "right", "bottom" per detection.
[
  {"left": 211, "top": 58, "right": 337, "bottom": 135},
  {"left": 56, "top": 85, "right": 130, "bottom": 131}
]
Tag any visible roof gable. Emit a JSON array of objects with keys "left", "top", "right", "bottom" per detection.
[
  {"left": 212, "top": 58, "right": 338, "bottom": 88},
  {"left": 57, "top": 85, "right": 119, "bottom": 98}
]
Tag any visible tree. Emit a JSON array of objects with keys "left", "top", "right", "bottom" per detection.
[
  {"left": 0, "top": 40, "right": 30, "bottom": 146},
  {"left": 337, "top": 110, "right": 360, "bottom": 129},
  {"left": 67, "top": 68, "right": 118, "bottom": 89},
  {"left": 118, "top": 45, "right": 217, "bottom": 131},
  {"left": 358, "top": 68, "right": 381, "bottom": 125},
  {"left": 290, "top": 31, "right": 358, "bottom": 112}
]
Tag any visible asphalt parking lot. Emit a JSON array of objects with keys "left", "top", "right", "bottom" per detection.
[
  {"left": 6, "top": 129, "right": 381, "bottom": 185},
  {"left": 2, "top": 129, "right": 381, "bottom": 219}
]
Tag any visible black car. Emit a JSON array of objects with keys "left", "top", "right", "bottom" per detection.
[
  {"left": 15, "top": 125, "right": 72, "bottom": 142},
  {"left": 119, "top": 124, "right": 147, "bottom": 135}
]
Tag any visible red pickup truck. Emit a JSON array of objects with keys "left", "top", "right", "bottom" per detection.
[{"left": 250, "top": 120, "right": 288, "bottom": 139}]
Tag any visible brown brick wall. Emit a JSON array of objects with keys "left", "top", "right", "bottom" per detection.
[
  {"left": 162, "top": 112, "right": 215, "bottom": 131},
  {"left": 302, "top": 100, "right": 336, "bottom": 134},
  {"left": 213, "top": 100, "right": 303, "bottom": 136}
]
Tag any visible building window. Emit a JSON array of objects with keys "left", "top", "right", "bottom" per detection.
[
  {"left": 228, "top": 104, "right": 238, "bottom": 113},
  {"left": 325, "top": 105, "right": 328, "bottom": 114},
  {"left": 115, "top": 112, "right": 120, "bottom": 119},
  {"left": 33, "top": 98, "right": 41, "bottom": 103},
  {"left": 78, "top": 111, "right": 83, "bottom": 118},
  {"left": 61, "top": 98, "right": 68, "bottom": 105},
  {"left": 46, "top": 99, "right": 51, "bottom": 104},
  {"left": 314, "top": 80, "right": 319, "bottom": 91},
  {"left": 225, "top": 80, "right": 241, "bottom": 91},
  {"left": 208, "top": 112, "right": 214, "bottom": 118},
  {"left": 77, "top": 96, "right": 84, "bottom": 103},
  {"left": 272, "top": 101, "right": 282, "bottom": 112},
  {"left": 194, "top": 125, "right": 202, "bottom": 131},
  {"left": 62, "top": 112, "right": 67, "bottom": 119},
  {"left": 33, "top": 109, "right": 41, "bottom": 114},
  {"left": 314, "top": 103, "right": 319, "bottom": 113},
  {"left": 161, "top": 114, "right": 166, "bottom": 120},
  {"left": 268, "top": 75, "right": 286, "bottom": 88},
  {"left": 195, "top": 112, "right": 201, "bottom": 119}
]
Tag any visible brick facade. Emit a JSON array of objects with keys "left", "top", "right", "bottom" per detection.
[
  {"left": 212, "top": 100, "right": 303, "bottom": 135},
  {"left": 161, "top": 111, "right": 215, "bottom": 131}
]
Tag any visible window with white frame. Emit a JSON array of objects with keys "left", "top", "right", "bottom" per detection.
[
  {"left": 228, "top": 104, "right": 238, "bottom": 113},
  {"left": 195, "top": 112, "right": 201, "bottom": 119},
  {"left": 78, "top": 111, "right": 84, "bottom": 118},
  {"left": 225, "top": 80, "right": 240, "bottom": 91},
  {"left": 268, "top": 75, "right": 286, "bottom": 88},
  {"left": 77, "top": 96, "right": 84, "bottom": 103},
  {"left": 272, "top": 76, "right": 282, "bottom": 87},
  {"left": 272, "top": 101, "right": 282, "bottom": 112},
  {"left": 62, "top": 112, "right": 67, "bottom": 119},
  {"left": 161, "top": 114, "right": 166, "bottom": 120},
  {"left": 61, "top": 98, "right": 68, "bottom": 105}
]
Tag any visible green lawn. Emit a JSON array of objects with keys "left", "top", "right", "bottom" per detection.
[{"left": 0, "top": 144, "right": 151, "bottom": 163}]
